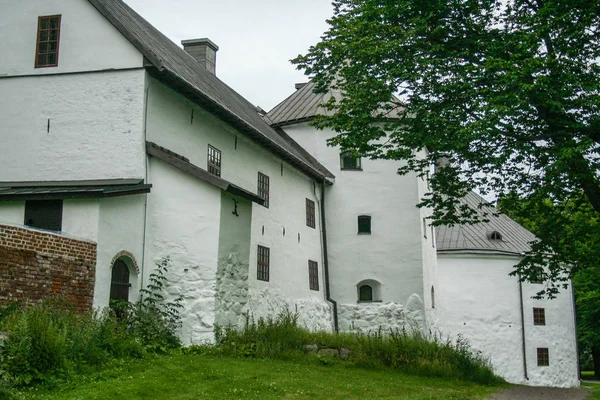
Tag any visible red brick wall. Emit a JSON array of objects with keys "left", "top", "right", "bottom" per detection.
[{"left": 0, "top": 224, "right": 97, "bottom": 312}]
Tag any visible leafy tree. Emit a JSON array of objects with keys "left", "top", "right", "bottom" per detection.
[
  {"left": 293, "top": 0, "right": 600, "bottom": 289},
  {"left": 499, "top": 194, "right": 600, "bottom": 378}
]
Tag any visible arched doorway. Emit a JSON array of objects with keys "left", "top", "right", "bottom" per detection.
[{"left": 110, "top": 258, "right": 131, "bottom": 302}]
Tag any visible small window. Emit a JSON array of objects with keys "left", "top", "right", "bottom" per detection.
[
  {"left": 340, "top": 151, "right": 361, "bottom": 170},
  {"left": 308, "top": 260, "right": 319, "bottom": 291},
  {"left": 431, "top": 286, "right": 435, "bottom": 309},
  {"left": 533, "top": 308, "right": 546, "bottom": 326},
  {"left": 257, "top": 245, "right": 270, "bottom": 281},
  {"left": 207, "top": 145, "right": 221, "bottom": 176},
  {"left": 258, "top": 172, "right": 269, "bottom": 208},
  {"left": 488, "top": 231, "right": 503, "bottom": 241},
  {"left": 431, "top": 226, "right": 435, "bottom": 247},
  {"left": 35, "top": 15, "right": 61, "bottom": 68},
  {"left": 306, "top": 198, "right": 316, "bottom": 228},
  {"left": 537, "top": 348, "right": 549, "bottom": 366},
  {"left": 24, "top": 200, "right": 63, "bottom": 231},
  {"left": 110, "top": 259, "right": 131, "bottom": 302},
  {"left": 357, "top": 215, "right": 371, "bottom": 234},
  {"left": 423, "top": 218, "right": 427, "bottom": 238},
  {"left": 359, "top": 285, "right": 373, "bottom": 301}
]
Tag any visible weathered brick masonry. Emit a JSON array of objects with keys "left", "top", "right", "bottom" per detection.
[{"left": 0, "top": 224, "right": 97, "bottom": 311}]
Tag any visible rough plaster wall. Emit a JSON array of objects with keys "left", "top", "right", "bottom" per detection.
[
  {"left": 0, "top": 0, "right": 142, "bottom": 76},
  {"left": 0, "top": 202, "right": 25, "bottom": 226},
  {"left": 436, "top": 255, "right": 579, "bottom": 388},
  {"left": 62, "top": 199, "right": 100, "bottom": 242},
  {"left": 338, "top": 295, "right": 425, "bottom": 334},
  {"left": 0, "top": 70, "right": 146, "bottom": 182},
  {"left": 146, "top": 158, "right": 222, "bottom": 345}
]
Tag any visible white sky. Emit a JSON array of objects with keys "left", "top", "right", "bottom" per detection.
[{"left": 123, "top": 0, "right": 333, "bottom": 111}]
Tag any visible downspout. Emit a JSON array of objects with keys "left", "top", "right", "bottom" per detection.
[
  {"left": 518, "top": 274, "right": 529, "bottom": 381},
  {"left": 140, "top": 82, "right": 151, "bottom": 290},
  {"left": 320, "top": 181, "right": 338, "bottom": 332},
  {"left": 570, "top": 278, "right": 581, "bottom": 380}
]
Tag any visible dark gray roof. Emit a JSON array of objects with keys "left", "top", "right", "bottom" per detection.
[
  {"left": 146, "top": 142, "right": 264, "bottom": 205},
  {"left": 0, "top": 180, "right": 151, "bottom": 201},
  {"left": 436, "top": 192, "right": 536, "bottom": 256},
  {"left": 88, "top": 0, "right": 333, "bottom": 181}
]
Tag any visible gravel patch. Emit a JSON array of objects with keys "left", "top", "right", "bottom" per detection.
[{"left": 487, "top": 385, "right": 590, "bottom": 400}]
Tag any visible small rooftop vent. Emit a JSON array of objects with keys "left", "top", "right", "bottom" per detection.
[
  {"left": 487, "top": 231, "right": 503, "bottom": 241},
  {"left": 295, "top": 82, "right": 308, "bottom": 90}
]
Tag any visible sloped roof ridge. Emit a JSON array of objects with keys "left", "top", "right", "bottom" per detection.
[{"left": 87, "top": 0, "right": 333, "bottom": 181}]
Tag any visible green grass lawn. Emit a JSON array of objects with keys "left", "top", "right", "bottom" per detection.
[{"left": 9, "top": 353, "right": 501, "bottom": 400}]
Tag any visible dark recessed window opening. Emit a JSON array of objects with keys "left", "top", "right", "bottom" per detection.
[
  {"left": 306, "top": 198, "right": 316, "bottom": 228},
  {"left": 258, "top": 172, "right": 269, "bottom": 208},
  {"left": 340, "top": 151, "right": 362, "bottom": 170},
  {"left": 431, "top": 286, "right": 435, "bottom": 309},
  {"left": 207, "top": 145, "right": 221, "bottom": 176},
  {"left": 431, "top": 226, "right": 435, "bottom": 247},
  {"left": 24, "top": 200, "right": 63, "bottom": 231},
  {"left": 537, "top": 348, "right": 549, "bottom": 366},
  {"left": 357, "top": 215, "right": 371, "bottom": 234},
  {"left": 359, "top": 285, "right": 373, "bottom": 301},
  {"left": 110, "top": 259, "right": 131, "bottom": 302},
  {"left": 423, "top": 218, "right": 427, "bottom": 238},
  {"left": 533, "top": 307, "right": 546, "bottom": 326},
  {"left": 489, "top": 231, "right": 503, "bottom": 240},
  {"left": 257, "top": 245, "right": 270, "bottom": 281},
  {"left": 308, "top": 260, "right": 319, "bottom": 291},
  {"left": 35, "top": 15, "right": 61, "bottom": 68}
]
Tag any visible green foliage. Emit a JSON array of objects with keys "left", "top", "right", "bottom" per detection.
[
  {"left": 293, "top": 0, "right": 600, "bottom": 289},
  {"left": 216, "top": 310, "right": 501, "bottom": 385},
  {"left": 112, "top": 256, "right": 183, "bottom": 352}
]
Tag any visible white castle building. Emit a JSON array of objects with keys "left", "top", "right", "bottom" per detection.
[{"left": 0, "top": 0, "right": 579, "bottom": 387}]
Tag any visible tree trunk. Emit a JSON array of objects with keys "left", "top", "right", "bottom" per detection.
[{"left": 593, "top": 346, "right": 600, "bottom": 379}]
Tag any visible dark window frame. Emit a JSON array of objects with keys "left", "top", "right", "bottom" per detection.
[
  {"left": 359, "top": 285, "right": 373, "bottom": 301},
  {"left": 24, "top": 199, "right": 63, "bottom": 231},
  {"left": 110, "top": 259, "right": 131, "bottom": 302},
  {"left": 537, "top": 348, "right": 549, "bottom": 366},
  {"left": 258, "top": 172, "right": 269, "bottom": 208},
  {"left": 308, "top": 260, "right": 319, "bottom": 291},
  {"left": 207, "top": 144, "right": 222, "bottom": 177},
  {"left": 306, "top": 198, "right": 316, "bottom": 228},
  {"left": 35, "top": 15, "right": 61, "bottom": 68},
  {"left": 257, "top": 245, "right": 270, "bottom": 281},
  {"left": 357, "top": 215, "right": 371, "bottom": 234},
  {"left": 340, "top": 151, "right": 362, "bottom": 171},
  {"left": 533, "top": 307, "right": 546, "bottom": 326}
]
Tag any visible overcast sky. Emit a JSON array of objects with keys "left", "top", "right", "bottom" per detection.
[{"left": 123, "top": 0, "right": 333, "bottom": 111}]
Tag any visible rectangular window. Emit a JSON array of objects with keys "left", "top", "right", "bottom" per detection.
[
  {"left": 207, "top": 145, "right": 221, "bottom": 176},
  {"left": 258, "top": 172, "right": 269, "bottom": 208},
  {"left": 423, "top": 218, "right": 427, "bottom": 238},
  {"left": 257, "top": 245, "right": 270, "bottom": 281},
  {"left": 24, "top": 200, "right": 63, "bottom": 231},
  {"left": 537, "top": 348, "right": 549, "bottom": 366},
  {"left": 35, "top": 15, "right": 61, "bottom": 68},
  {"left": 357, "top": 215, "right": 371, "bottom": 234},
  {"left": 533, "top": 308, "right": 546, "bottom": 326},
  {"left": 308, "top": 260, "right": 319, "bottom": 291},
  {"left": 306, "top": 198, "right": 316, "bottom": 228},
  {"left": 340, "top": 151, "right": 362, "bottom": 170},
  {"left": 431, "top": 226, "right": 435, "bottom": 247}
]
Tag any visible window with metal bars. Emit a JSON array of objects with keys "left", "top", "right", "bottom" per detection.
[
  {"left": 258, "top": 172, "right": 269, "bottom": 208},
  {"left": 340, "top": 151, "right": 361, "bottom": 170},
  {"left": 537, "top": 348, "right": 549, "bottom": 366},
  {"left": 207, "top": 145, "right": 221, "bottom": 176},
  {"left": 308, "top": 260, "right": 319, "bottom": 291},
  {"left": 35, "top": 15, "right": 61, "bottom": 68},
  {"left": 306, "top": 198, "right": 316, "bottom": 228},
  {"left": 533, "top": 307, "right": 546, "bottom": 325},
  {"left": 257, "top": 245, "right": 270, "bottom": 281}
]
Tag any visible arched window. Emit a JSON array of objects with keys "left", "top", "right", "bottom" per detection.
[
  {"left": 359, "top": 285, "right": 373, "bottom": 301},
  {"left": 431, "top": 286, "right": 435, "bottom": 309},
  {"left": 110, "top": 259, "right": 131, "bottom": 302},
  {"left": 487, "top": 231, "right": 503, "bottom": 241}
]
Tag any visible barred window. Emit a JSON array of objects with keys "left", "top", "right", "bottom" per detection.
[
  {"left": 537, "top": 348, "right": 549, "bottom": 366},
  {"left": 308, "top": 260, "right": 319, "bottom": 291},
  {"left": 35, "top": 15, "right": 61, "bottom": 68},
  {"left": 533, "top": 308, "right": 546, "bottom": 326},
  {"left": 258, "top": 172, "right": 269, "bottom": 208},
  {"left": 306, "top": 198, "right": 316, "bottom": 228},
  {"left": 358, "top": 215, "right": 371, "bottom": 234},
  {"left": 207, "top": 145, "right": 221, "bottom": 176},
  {"left": 257, "top": 245, "right": 270, "bottom": 281},
  {"left": 340, "top": 151, "right": 361, "bottom": 170}
]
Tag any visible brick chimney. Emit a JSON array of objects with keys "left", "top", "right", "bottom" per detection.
[{"left": 181, "top": 38, "right": 219, "bottom": 75}]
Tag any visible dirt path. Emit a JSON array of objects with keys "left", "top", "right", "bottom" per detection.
[{"left": 486, "top": 385, "right": 590, "bottom": 400}]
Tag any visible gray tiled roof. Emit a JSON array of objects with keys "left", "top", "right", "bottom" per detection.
[
  {"left": 436, "top": 192, "right": 536, "bottom": 256},
  {"left": 88, "top": 0, "right": 333, "bottom": 181}
]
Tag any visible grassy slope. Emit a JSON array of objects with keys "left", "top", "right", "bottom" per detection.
[{"left": 13, "top": 353, "right": 499, "bottom": 400}]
